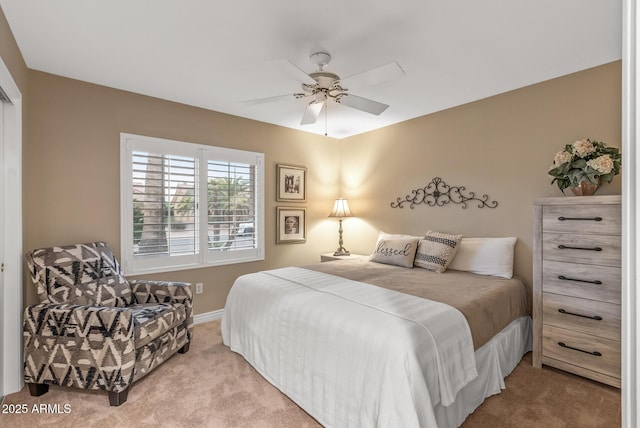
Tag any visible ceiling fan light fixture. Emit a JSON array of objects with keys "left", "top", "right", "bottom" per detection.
[
  {"left": 315, "top": 92, "right": 328, "bottom": 102},
  {"left": 310, "top": 51, "right": 332, "bottom": 71}
]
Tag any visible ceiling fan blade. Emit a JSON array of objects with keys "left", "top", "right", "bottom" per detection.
[
  {"left": 300, "top": 101, "right": 325, "bottom": 125},
  {"left": 238, "top": 93, "right": 294, "bottom": 106},
  {"left": 338, "top": 94, "right": 388, "bottom": 115},
  {"left": 272, "top": 59, "right": 317, "bottom": 85},
  {"left": 341, "top": 62, "right": 405, "bottom": 88}
]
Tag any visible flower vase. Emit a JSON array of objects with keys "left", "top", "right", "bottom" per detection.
[{"left": 569, "top": 179, "right": 600, "bottom": 196}]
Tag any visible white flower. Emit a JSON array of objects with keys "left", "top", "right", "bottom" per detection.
[
  {"left": 554, "top": 150, "right": 572, "bottom": 165},
  {"left": 572, "top": 139, "right": 596, "bottom": 158},
  {"left": 587, "top": 155, "right": 614, "bottom": 174}
]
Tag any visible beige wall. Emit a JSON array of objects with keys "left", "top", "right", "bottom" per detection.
[
  {"left": 340, "top": 61, "right": 622, "bottom": 289},
  {"left": 24, "top": 71, "right": 342, "bottom": 313}
]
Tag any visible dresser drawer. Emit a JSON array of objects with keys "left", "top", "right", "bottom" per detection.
[
  {"left": 542, "top": 324, "right": 620, "bottom": 379},
  {"left": 542, "top": 292, "right": 620, "bottom": 340},
  {"left": 543, "top": 204, "right": 621, "bottom": 235},
  {"left": 542, "top": 260, "right": 620, "bottom": 304},
  {"left": 542, "top": 233, "right": 621, "bottom": 267}
]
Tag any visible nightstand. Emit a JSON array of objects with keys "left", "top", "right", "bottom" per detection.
[{"left": 320, "top": 253, "right": 368, "bottom": 262}]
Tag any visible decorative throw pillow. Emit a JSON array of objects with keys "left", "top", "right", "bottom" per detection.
[
  {"left": 414, "top": 230, "right": 463, "bottom": 273},
  {"left": 448, "top": 237, "right": 517, "bottom": 279},
  {"left": 370, "top": 237, "right": 419, "bottom": 268}
]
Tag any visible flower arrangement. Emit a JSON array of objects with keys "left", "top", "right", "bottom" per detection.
[{"left": 548, "top": 139, "right": 621, "bottom": 193}]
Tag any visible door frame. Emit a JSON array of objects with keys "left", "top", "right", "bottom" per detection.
[
  {"left": 622, "top": 1, "right": 639, "bottom": 426},
  {"left": 0, "top": 55, "right": 23, "bottom": 397}
]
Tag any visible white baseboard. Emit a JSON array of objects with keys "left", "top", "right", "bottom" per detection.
[{"left": 194, "top": 309, "right": 224, "bottom": 325}]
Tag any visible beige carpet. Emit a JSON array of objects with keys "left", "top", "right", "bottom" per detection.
[{"left": 1, "top": 320, "right": 620, "bottom": 427}]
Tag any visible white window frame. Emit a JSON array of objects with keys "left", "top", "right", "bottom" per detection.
[{"left": 120, "top": 133, "right": 264, "bottom": 275}]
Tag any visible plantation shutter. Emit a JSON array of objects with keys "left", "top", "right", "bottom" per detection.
[
  {"left": 132, "top": 151, "right": 198, "bottom": 257},
  {"left": 207, "top": 161, "right": 258, "bottom": 252}
]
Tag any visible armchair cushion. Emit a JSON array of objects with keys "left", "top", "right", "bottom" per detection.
[
  {"left": 26, "top": 242, "right": 134, "bottom": 307},
  {"left": 130, "top": 303, "right": 186, "bottom": 348}
]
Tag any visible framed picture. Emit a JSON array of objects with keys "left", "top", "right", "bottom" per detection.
[
  {"left": 276, "top": 207, "right": 306, "bottom": 244},
  {"left": 277, "top": 164, "right": 306, "bottom": 202}
]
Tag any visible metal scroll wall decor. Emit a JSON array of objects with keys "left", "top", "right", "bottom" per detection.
[{"left": 390, "top": 177, "right": 499, "bottom": 209}]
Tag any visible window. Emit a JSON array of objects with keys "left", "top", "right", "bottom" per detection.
[{"left": 120, "top": 133, "right": 264, "bottom": 275}]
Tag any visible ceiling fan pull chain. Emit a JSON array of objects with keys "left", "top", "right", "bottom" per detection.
[{"left": 325, "top": 101, "right": 328, "bottom": 136}]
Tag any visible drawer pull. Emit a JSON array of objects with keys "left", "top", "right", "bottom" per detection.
[
  {"left": 558, "top": 341, "right": 602, "bottom": 357},
  {"left": 558, "top": 308, "right": 603, "bottom": 321},
  {"left": 558, "top": 216, "right": 603, "bottom": 222},
  {"left": 557, "top": 244, "right": 603, "bottom": 252},
  {"left": 557, "top": 275, "right": 603, "bottom": 285}
]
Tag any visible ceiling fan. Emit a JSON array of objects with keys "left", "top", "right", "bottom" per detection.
[{"left": 242, "top": 51, "right": 405, "bottom": 125}]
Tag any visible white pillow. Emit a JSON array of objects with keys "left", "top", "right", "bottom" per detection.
[
  {"left": 370, "top": 237, "right": 419, "bottom": 268},
  {"left": 448, "top": 237, "right": 517, "bottom": 279},
  {"left": 376, "top": 231, "right": 423, "bottom": 241}
]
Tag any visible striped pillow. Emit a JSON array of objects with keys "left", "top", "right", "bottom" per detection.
[{"left": 414, "top": 230, "right": 463, "bottom": 273}]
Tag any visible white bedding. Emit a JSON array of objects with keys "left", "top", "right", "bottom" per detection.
[
  {"left": 221, "top": 267, "right": 478, "bottom": 427},
  {"left": 433, "top": 316, "right": 532, "bottom": 427}
]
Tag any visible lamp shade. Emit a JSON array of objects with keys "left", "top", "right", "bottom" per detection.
[{"left": 328, "top": 198, "right": 354, "bottom": 218}]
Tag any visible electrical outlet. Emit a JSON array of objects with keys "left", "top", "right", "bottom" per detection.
[{"left": 195, "top": 282, "right": 203, "bottom": 294}]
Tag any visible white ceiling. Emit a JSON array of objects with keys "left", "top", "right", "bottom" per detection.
[{"left": 0, "top": 0, "right": 622, "bottom": 139}]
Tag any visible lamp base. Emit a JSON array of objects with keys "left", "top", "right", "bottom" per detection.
[{"left": 333, "top": 248, "right": 350, "bottom": 256}]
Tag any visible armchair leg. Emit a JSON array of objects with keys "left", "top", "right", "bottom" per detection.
[
  {"left": 178, "top": 342, "right": 190, "bottom": 354},
  {"left": 27, "top": 383, "right": 49, "bottom": 397},
  {"left": 108, "top": 388, "right": 130, "bottom": 406}
]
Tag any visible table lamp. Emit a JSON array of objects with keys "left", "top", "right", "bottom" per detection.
[{"left": 328, "top": 198, "right": 355, "bottom": 256}]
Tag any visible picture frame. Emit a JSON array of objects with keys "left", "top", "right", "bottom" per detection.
[
  {"left": 276, "top": 207, "right": 306, "bottom": 244},
  {"left": 277, "top": 164, "right": 306, "bottom": 202}
]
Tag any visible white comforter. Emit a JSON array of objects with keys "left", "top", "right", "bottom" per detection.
[{"left": 221, "top": 267, "right": 478, "bottom": 427}]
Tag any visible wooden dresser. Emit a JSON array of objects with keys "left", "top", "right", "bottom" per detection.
[{"left": 533, "top": 195, "right": 621, "bottom": 388}]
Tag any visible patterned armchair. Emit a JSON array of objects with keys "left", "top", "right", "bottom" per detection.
[{"left": 23, "top": 242, "right": 193, "bottom": 406}]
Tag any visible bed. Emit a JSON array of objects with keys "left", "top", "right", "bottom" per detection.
[{"left": 221, "top": 242, "right": 531, "bottom": 427}]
